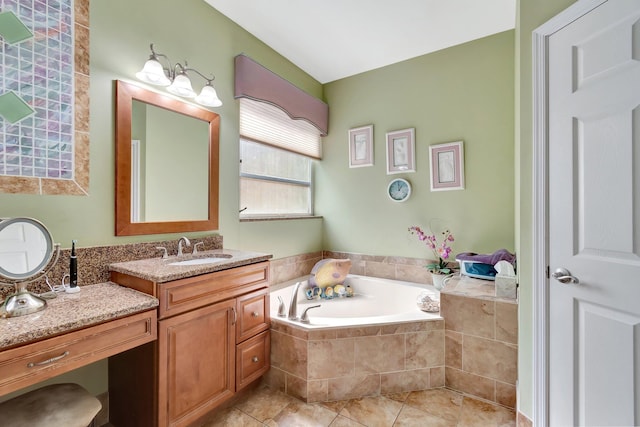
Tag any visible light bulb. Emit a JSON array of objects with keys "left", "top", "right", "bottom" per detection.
[
  {"left": 136, "top": 58, "right": 170, "bottom": 86},
  {"left": 195, "top": 84, "right": 222, "bottom": 107},
  {"left": 167, "top": 73, "right": 196, "bottom": 98}
]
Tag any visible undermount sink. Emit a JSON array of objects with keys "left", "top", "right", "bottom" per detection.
[{"left": 168, "top": 254, "right": 233, "bottom": 266}]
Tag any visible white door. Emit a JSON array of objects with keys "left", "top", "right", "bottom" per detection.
[{"left": 548, "top": 1, "right": 640, "bottom": 425}]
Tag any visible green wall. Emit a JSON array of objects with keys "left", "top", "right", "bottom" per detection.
[
  {"left": 1, "top": 0, "right": 562, "bottom": 417},
  {"left": 0, "top": 0, "right": 325, "bottom": 398},
  {"left": 516, "top": 0, "right": 576, "bottom": 420},
  {"left": 320, "top": 31, "right": 515, "bottom": 258},
  {"left": 0, "top": 0, "right": 324, "bottom": 258}
]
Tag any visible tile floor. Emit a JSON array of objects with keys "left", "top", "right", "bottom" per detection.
[{"left": 200, "top": 385, "right": 516, "bottom": 427}]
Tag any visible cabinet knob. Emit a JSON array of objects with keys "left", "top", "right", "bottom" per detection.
[
  {"left": 252, "top": 356, "right": 259, "bottom": 363},
  {"left": 251, "top": 311, "right": 259, "bottom": 318}
]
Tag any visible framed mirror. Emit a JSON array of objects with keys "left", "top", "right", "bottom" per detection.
[
  {"left": 0, "top": 217, "right": 54, "bottom": 281},
  {"left": 115, "top": 80, "right": 220, "bottom": 236}
]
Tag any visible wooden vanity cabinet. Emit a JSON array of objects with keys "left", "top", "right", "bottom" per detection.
[{"left": 109, "top": 262, "right": 270, "bottom": 427}]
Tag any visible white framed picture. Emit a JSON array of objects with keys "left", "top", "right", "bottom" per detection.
[
  {"left": 429, "top": 140, "right": 465, "bottom": 191},
  {"left": 385, "top": 128, "right": 415, "bottom": 174},
  {"left": 348, "top": 125, "right": 374, "bottom": 168}
]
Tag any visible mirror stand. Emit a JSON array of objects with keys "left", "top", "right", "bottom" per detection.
[{"left": 1, "top": 243, "right": 61, "bottom": 318}]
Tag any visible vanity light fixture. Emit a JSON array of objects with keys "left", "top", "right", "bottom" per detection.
[{"left": 136, "top": 43, "right": 223, "bottom": 107}]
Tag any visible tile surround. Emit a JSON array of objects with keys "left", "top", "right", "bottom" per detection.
[
  {"left": 270, "top": 250, "right": 455, "bottom": 288},
  {"left": 267, "top": 318, "right": 445, "bottom": 403},
  {"left": 441, "top": 281, "right": 518, "bottom": 408},
  {"left": 269, "top": 251, "right": 519, "bottom": 410}
]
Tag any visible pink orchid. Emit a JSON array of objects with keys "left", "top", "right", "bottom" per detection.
[{"left": 409, "top": 225, "right": 455, "bottom": 274}]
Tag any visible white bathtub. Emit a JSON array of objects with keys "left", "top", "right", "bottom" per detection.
[{"left": 269, "top": 274, "right": 442, "bottom": 329}]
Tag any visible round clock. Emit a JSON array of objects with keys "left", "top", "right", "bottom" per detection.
[{"left": 387, "top": 178, "right": 411, "bottom": 202}]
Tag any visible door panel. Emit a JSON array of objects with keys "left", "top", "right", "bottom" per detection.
[
  {"left": 548, "top": 1, "right": 640, "bottom": 425},
  {"left": 577, "top": 302, "right": 640, "bottom": 426}
]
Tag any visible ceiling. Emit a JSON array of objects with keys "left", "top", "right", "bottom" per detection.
[{"left": 204, "top": 0, "right": 516, "bottom": 84}]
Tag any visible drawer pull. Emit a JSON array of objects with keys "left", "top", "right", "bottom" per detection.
[
  {"left": 231, "top": 308, "right": 237, "bottom": 325},
  {"left": 251, "top": 311, "right": 259, "bottom": 318},
  {"left": 252, "top": 356, "right": 259, "bottom": 363},
  {"left": 27, "top": 351, "right": 69, "bottom": 368}
]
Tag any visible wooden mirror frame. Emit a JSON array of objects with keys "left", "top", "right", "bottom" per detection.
[{"left": 115, "top": 80, "right": 220, "bottom": 236}]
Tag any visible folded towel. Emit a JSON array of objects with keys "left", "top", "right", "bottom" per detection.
[{"left": 456, "top": 249, "right": 516, "bottom": 266}]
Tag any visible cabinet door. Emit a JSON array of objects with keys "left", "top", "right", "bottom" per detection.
[{"left": 158, "top": 299, "right": 235, "bottom": 427}]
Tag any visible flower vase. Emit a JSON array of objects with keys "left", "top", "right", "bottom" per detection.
[{"left": 431, "top": 273, "right": 448, "bottom": 290}]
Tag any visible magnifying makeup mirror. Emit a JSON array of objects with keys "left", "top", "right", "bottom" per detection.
[{"left": 0, "top": 218, "right": 60, "bottom": 317}]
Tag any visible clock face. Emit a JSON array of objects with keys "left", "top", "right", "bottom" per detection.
[{"left": 387, "top": 178, "right": 411, "bottom": 202}]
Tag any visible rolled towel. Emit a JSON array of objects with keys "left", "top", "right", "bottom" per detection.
[{"left": 455, "top": 249, "right": 516, "bottom": 266}]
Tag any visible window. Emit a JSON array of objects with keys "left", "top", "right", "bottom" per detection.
[
  {"left": 240, "top": 139, "right": 313, "bottom": 218},
  {"left": 234, "top": 55, "right": 327, "bottom": 219}
]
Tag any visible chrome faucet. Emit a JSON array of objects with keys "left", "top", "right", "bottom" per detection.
[
  {"left": 288, "top": 281, "right": 302, "bottom": 320},
  {"left": 300, "top": 305, "right": 321, "bottom": 323},
  {"left": 277, "top": 296, "right": 286, "bottom": 317},
  {"left": 177, "top": 236, "right": 191, "bottom": 256}
]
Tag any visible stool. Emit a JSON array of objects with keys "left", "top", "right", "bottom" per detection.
[{"left": 0, "top": 383, "right": 102, "bottom": 427}]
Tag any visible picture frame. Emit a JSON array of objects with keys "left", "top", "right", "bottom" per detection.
[
  {"left": 429, "top": 141, "right": 465, "bottom": 191},
  {"left": 385, "top": 128, "right": 415, "bottom": 174},
  {"left": 348, "top": 125, "right": 374, "bottom": 168}
]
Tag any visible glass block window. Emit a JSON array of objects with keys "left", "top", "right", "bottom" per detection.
[{"left": 0, "top": 0, "right": 75, "bottom": 180}]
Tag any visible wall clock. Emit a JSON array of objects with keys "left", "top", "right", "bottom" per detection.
[{"left": 387, "top": 178, "right": 411, "bottom": 202}]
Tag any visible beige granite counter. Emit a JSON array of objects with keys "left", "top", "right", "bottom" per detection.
[
  {"left": 440, "top": 274, "right": 517, "bottom": 304},
  {"left": 108, "top": 249, "right": 272, "bottom": 283},
  {"left": 0, "top": 282, "right": 158, "bottom": 349}
]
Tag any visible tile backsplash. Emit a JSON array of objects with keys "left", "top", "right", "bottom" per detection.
[{"left": 270, "top": 250, "right": 434, "bottom": 286}]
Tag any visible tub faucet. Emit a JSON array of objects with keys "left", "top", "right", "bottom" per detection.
[
  {"left": 277, "top": 296, "right": 287, "bottom": 317},
  {"left": 288, "top": 281, "right": 302, "bottom": 320},
  {"left": 300, "top": 305, "right": 321, "bottom": 324},
  {"left": 177, "top": 236, "right": 191, "bottom": 256}
]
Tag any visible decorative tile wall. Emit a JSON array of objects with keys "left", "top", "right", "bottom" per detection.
[
  {"left": 0, "top": 0, "right": 90, "bottom": 195},
  {"left": 440, "top": 279, "right": 518, "bottom": 409},
  {"left": 269, "top": 251, "right": 519, "bottom": 409},
  {"left": 269, "top": 250, "right": 435, "bottom": 286},
  {"left": 266, "top": 319, "right": 445, "bottom": 403}
]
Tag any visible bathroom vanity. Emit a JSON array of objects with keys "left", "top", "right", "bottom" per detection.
[{"left": 108, "top": 250, "right": 272, "bottom": 427}]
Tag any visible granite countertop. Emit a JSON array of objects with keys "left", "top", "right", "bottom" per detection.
[
  {"left": 0, "top": 282, "right": 159, "bottom": 349},
  {"left": 108, "top": 249, "right": 272, "bottom": 283},
  {"left": 440, "top": 275, "right": 517, "bottom": 304}
]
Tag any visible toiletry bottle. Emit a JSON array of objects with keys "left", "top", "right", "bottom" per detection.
[{"left": 66, "top": 240, "right": 80, "bottom": 293}]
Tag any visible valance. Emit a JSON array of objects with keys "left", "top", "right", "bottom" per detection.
[{"left": 234, "top": 54, "right": 329, "bottom": 136}]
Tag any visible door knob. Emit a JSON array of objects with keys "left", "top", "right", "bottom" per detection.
[{"left": 551, "top": 267, "right": 580, "bottom": 284}]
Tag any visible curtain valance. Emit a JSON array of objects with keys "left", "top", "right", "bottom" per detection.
[{"left": 234, "top": 54, "right": 328, "bottom": 136}]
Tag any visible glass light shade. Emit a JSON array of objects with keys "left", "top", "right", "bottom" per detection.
[
  {"left": 135, "top": 59, "right": 170, "bottom": 86},
  {"left": 167, "top": 73, "right": 196, "bottom": 98},
  {"left": 195, "top": 84, "right": 223, "bottom": 107}
]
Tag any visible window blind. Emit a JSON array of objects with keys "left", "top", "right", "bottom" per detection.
[{"left": 239, "top": 98, "right": 322, "bottom": 159}]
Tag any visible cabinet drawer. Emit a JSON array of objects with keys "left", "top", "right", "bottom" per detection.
[
  {"left": 236, "top": 330, "right": 270, "bottom": 391},
  {"left": 0, "top": 310, "right": 156, "bottom": 396},
  {"left": 158, "top": 262, "right": 269, "bottom": 319},
  {"left": 236, "top": 288, "right": 269, "bottom": 343}
]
